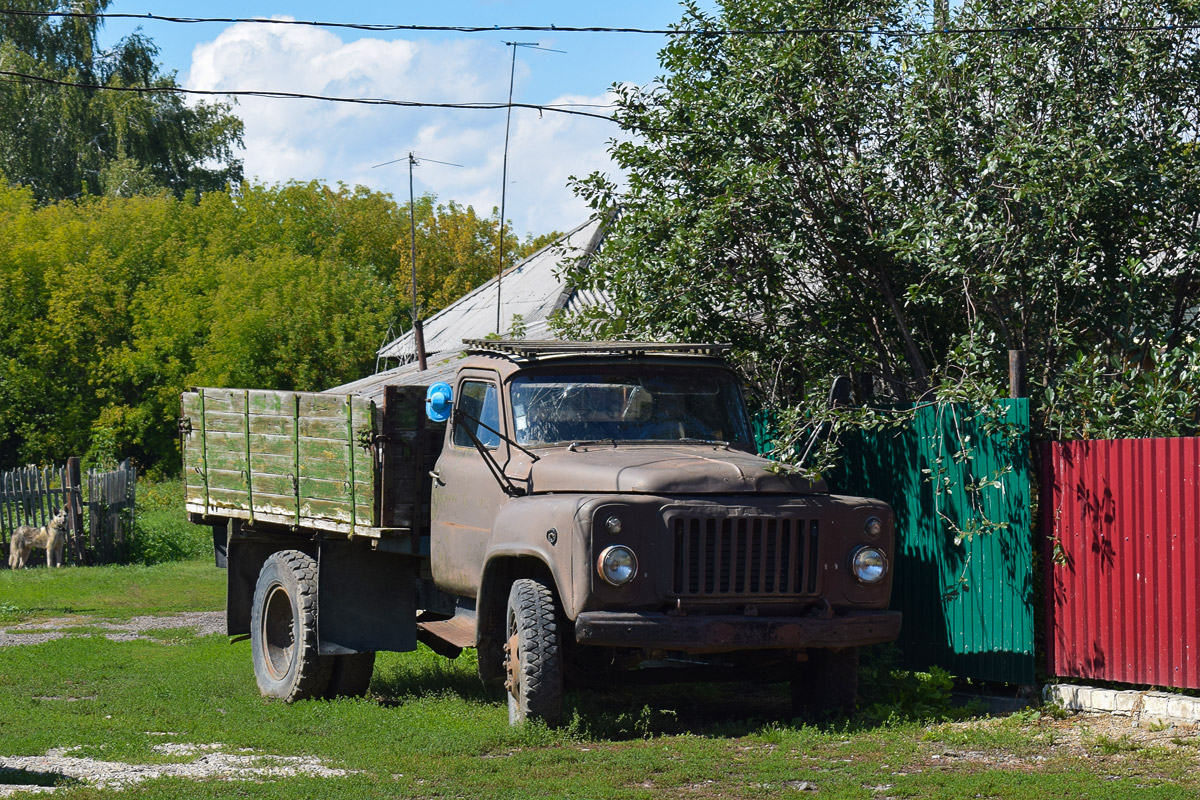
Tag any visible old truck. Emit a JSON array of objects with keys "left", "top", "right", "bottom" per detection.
[{"left": 182, "top": 340, "right": 900, "bottom": 724}]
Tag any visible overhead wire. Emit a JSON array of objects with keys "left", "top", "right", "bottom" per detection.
[
  {"left": 0, "top": 70, "right": 710, "bottom": 136},
  {"left": 2, "top": 9, "right": 1196, "bottom": 141},
  {"left": 0, "top": 69, "right": 619, "bottom": 122},
  {"left": 1, "top": 8, "right": 1200, "bottom": 38}
]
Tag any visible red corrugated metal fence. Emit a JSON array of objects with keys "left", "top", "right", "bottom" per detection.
[{"left": 1043, "top": 437, "right": 1200, "bottom": 689}]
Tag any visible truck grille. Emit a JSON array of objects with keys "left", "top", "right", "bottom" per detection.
[{"left": 670, "top": 515, "right": 821, "bottom": 597}]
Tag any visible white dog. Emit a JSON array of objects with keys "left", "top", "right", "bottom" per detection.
[{"left": 8, "top": 508, "right": 69, "bottom": 569}]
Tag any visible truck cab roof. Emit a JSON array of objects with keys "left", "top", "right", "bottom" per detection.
[
  {"left": 457, "top": 340, "right": 738, "bottom": 382},
  {"left": 328, "top": 341, "right": 739, "bottom": 402}
]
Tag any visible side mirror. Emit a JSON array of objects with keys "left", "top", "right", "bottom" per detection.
[
  {"left": 426, "top": 382, "right": 453, "bottom": 422},
  {"left": 827, "top": 375, "right": 852, "bottom": 408}
]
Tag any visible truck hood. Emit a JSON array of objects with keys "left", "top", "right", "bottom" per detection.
[{"left": 525, "top": 445, "right": 824, "bottom": 495}]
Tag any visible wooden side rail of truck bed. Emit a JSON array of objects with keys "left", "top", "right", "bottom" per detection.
[{"left": 181, "top": 385, "right": 441, "bottom": 544}]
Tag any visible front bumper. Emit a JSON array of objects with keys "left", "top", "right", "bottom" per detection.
[{"left": 574, "top": 609, "right": 901, "bottom": 653}]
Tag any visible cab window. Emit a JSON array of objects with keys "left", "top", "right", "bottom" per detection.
[{"left": 453, "top": 380, "right": 501, "bottom": 448}]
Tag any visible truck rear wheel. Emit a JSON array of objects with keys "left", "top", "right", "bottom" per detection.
[
  {"left": 504, "top": 578, "right": 562, "bottom": 726},
  {"left": 790, "top": 647, "right": 859, "bottom": 719},
  {"left": 324, "top": 652, "right": 376, "bottom": 699},
  {"left": 251, "top": 550, "right": 332, "bottom": 702}
]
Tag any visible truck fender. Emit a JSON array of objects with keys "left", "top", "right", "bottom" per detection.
[
  {"left": 473, "top": 495, "right": 596, "bottom": 689},
  {"left": 475, "top": 550, "right": 561, "bottom": 690}
]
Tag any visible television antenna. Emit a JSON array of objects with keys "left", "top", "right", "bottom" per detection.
[
  {"left": 496, "top": 41, "right": 566, "bottom": 335},
  {"left": 373, "top": 151, "right": 462, "bottom": 370}
]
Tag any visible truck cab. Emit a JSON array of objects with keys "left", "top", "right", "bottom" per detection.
[{"left": 426, "top": 341, "right": 900, "bottom": 724}]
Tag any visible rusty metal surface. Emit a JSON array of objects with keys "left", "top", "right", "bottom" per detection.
[
  {"left": 574, "top": 609, "right": 902, "bottom": 652},
  {"left": 417, "top": 615, "right": 477, "bottom": 649},
  {"left": 1043, "top": 437, "right": 1200, "bottom": 689},
  {"left": 527, "top": 446, "right": 823, "bottom": 495}
]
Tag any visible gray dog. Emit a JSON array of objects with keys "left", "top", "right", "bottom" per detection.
[{"left": 8, "top": 508, "right": 69, "bottom": 568}]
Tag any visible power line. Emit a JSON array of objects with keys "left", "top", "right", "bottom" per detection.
[
  {"left": 0, "top": 69, "right": 618, "bottom": 122},
  {"left": 0, "top": 70, "right": 710, "bottom": 137},
  {"left": 2, "top": 8, "right": 1200, "bottom": 38}
]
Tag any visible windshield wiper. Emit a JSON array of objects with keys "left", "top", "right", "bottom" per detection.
[
  {"left": 565, "top": 437, "right": 731, "bottom": 450},
  {"left": 452, "top": 408, "right": 539, "bottom": 497}
]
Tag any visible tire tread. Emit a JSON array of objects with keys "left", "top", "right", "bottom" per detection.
[
  {"left": 508, "top": 578, "right": 562, "bottom": 725},
  {"left": 251, "top": 549, "right": 332, "bottom": 702}
]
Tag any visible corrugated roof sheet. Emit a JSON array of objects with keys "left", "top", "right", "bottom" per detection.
[
  {"left": 328, "top": 353, "right": 462, "bottom": 401},
  {"left": 377, "top": 215, "right": 611, "bottom": 361}
]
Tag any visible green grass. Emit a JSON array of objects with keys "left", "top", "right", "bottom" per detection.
[
  {"left": 0, "top": 560, "right": 222, "bottom": 622},
  {"left": 2, "top": 564, "right": 1199, "bottom": 798}
]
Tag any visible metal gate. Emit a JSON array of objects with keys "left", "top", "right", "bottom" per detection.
[
  {"left": 1043, "top": 436, "right": 1200, "bottom": 689},
  {"left": 758, "top": 400, "right": 1036, "bottom": 684}
]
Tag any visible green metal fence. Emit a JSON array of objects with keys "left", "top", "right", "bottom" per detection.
[{"left": 757, "top": 400, "right": 1035, "bottom": 684}]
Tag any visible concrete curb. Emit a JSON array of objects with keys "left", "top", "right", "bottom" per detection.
[{"left": 1044, "top": 684, "right": 1200, "bottom": 726}]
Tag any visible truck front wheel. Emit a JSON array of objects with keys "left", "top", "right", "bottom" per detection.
[
  {"left": 250, "top": 550, "right": 333, "bottom": 702},
  {"left": 790, "top": 647, "right": 859, "bottom": 719},
  {"left": 504, "top": 578, "right": 563, "bottom": 726}
]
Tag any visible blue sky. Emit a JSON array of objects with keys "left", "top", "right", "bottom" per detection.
[{"left": 98, "top": 1, "right": 718, "bottom": 236}]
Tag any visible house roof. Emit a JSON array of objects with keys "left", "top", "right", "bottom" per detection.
[
  {"left": 375, "top": 215, "right": 611, "bottom": 361},
  {"left": 328, "top": 351, "right": 462, "bottom": 402}
]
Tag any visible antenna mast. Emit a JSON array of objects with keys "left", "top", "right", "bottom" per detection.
[
  {"left": 497, "top": 42, "right": 535, "bottom": 334},
  {"left": 494, "top": 41, "right": 563, "bottom": 333},
  {"left": 408, "top": 153, "right": 428, "bottom": 371},
  {"left": 373, "top": 151, "right": 461, "bottom": 371}
]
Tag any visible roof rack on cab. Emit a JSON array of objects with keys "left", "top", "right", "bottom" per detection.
[{"left": 461, "top": 339, "right": 733, "bottom": 361}]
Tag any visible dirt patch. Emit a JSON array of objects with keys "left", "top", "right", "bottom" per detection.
[
  {"left": 0, "top": 612, "right": 224, "bottom": 647},
  {"left": 0, "top": 632, "right": 65, "bottom": 647},
  {"left": 0, "top": 743, "right": 352, "bottom": 795},
  {"left": 922, "top": 710, "right": 1200, "bottom": 770}
]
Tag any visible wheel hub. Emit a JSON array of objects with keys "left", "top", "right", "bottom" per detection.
[
  {"left": 263, "top": 584, "right": 295, "bottom": 679},
  {"left": 504, "top": 631, "right": 521, "bottom": 698}
]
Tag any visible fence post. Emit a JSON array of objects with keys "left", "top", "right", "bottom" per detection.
[
  {"left": 1009, "top": 349, "right": 1027, "bottom": 399},
  {"left": 64, "top": 458, "right": 85, "bottom": 564}
]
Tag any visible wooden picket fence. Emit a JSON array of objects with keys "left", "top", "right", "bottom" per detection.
[
  {"left": 87, "top": 460, "right": 138, "bottom": 564},
  {"left": 0, "top": 459, "right": 137, "bottom": 567}
]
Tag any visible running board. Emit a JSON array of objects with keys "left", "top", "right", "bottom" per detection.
[{"left": 416, "top": 612, "right": 475, "bottom": 659}]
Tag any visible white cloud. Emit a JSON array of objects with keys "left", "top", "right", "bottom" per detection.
[{"left": 186, "top": 20, "right": 627, "bottom": 235}]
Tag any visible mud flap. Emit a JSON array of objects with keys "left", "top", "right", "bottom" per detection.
[
  {"left": 317, "top": 538, "right": 417, "bottom": 655},
  {"left": 227, "top": 536, "right": 293, "bottom": 637}
]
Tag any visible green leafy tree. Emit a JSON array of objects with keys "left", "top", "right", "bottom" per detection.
[
  {"left": 0, "top": 178, "right": 557, "bottom": 472},
  {"left": 0, "top": 0, "right": 243, "bottom": 200},
  {"left": 568, "top": 0, "right": 1200, "bottom": 442},
  {"left": 396, "top": 196, "right": 560, "bottom": 320}
]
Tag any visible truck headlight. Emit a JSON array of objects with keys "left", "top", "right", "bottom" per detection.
[
  {"left": 597, "top": 545, "right": 638, "bottom": 586},
  {"left": 605, "top": 515, "right": 622, "bottom": 535},
  {"left": 864, "top": 516, "right": 883, "bottom": 538},
  {"left": 850, "top": 546, "right": 887, "bottom": 584}
]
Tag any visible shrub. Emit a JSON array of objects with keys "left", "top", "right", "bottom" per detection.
[{"left": 125, "top": 479, "right": 211, "bottom": 565}]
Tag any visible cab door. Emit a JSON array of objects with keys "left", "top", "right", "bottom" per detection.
[{"left": 430, "top": 372, "right": 510, "bottom": 596}]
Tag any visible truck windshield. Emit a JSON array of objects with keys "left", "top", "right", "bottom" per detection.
[{"left": 509, "top": 367, "right": 753, "bottom": 447}]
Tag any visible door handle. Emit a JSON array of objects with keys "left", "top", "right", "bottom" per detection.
[{"left": 429, "top": 469, "right": 444, "bottom": 486}]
